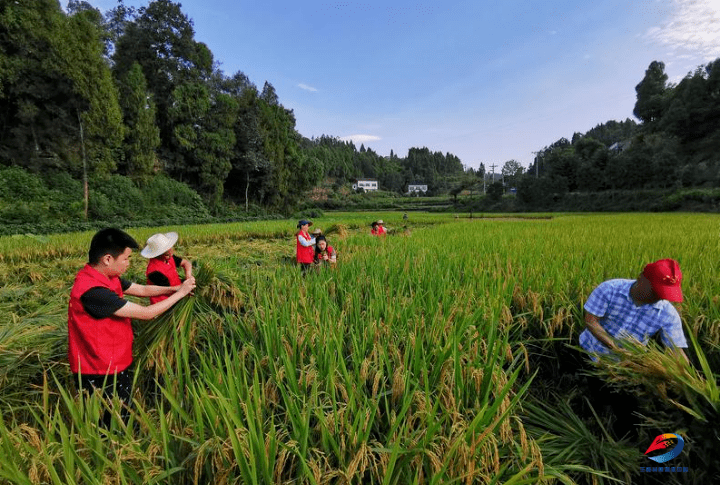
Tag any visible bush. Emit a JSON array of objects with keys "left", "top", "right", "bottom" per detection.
[
  {"left": 90, "top": 174, "right": 145, "bottom": 218},
  {"left": 140, "top": 175, "right": 208, "bottom": 215},
  {"left": 486, "top": 182, "right": 504, "bottom": 202},
  {"left": 292, "top": 208, "right": 325, "bottom": 220},
  {"left": 0, "top": 167, "right": 48, "bottom": 201}
]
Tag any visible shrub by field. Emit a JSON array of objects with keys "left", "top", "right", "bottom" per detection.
[{"left": 0, "top": 212, "right": 717, "bottom": 484}]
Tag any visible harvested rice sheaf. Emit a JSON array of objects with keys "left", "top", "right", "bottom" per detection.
[{"left": 135, "top": 262, "right": 244, "bottom": 375}]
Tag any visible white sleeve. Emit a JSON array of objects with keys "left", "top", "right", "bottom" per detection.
[{"left": 298, "top": 235, "right": 316, "bottom": 247}]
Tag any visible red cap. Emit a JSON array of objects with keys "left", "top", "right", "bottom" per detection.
[{"left": 643, "top": 259, "right": 683, "bottom": 302}]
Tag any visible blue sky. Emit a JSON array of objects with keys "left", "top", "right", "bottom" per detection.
[{"left": 81, "top": 0, "right": 720, "bottom": 170}]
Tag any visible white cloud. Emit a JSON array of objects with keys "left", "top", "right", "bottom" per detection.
[
  {"left": 645, "top": 0, "right": 720, "bottom": 60},
  {"left": 298, "top": 83, "right": 318, "bottom": 92},
  {"left": 340, "top": 134, "right": 382, "bottom": 144}
]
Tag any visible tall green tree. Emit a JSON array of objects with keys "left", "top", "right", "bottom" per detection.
[
  {"left": 222, "top": 73, "right": 270, "bottom": 210},
  {"left": 574, "top": 137, "right": 609, "bottom": 191},
  {"left": 117, "top": 62, "right": 160, "bottom": 180},
  {"left": 60, "top": 7, "right": 124, "bottom": 175},
  {"left": 634, "top": 60, "right": 669, "bottom": 125},
  {"left": 501, "top": 159, "right": 524, "bottom": 187},
  {"left": 258, "top": 92, "right": 322, "bottom": 211},
  {"left": 113, "top": 0, "right": 213, "bottom": 163},
  {"left": 0, "top": 0, "right": 82, "bottom": 167},
  {"left": 1, "top": 0, "right": 122, "bottom": 218},
  {"left": 169, "top": 81, "right": 236, "bottom": 207}
]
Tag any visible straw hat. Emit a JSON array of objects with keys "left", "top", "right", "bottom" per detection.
[
  {"left": 140, "top": 232, "right": 178, "bottom": 259},
  {"left": 311, "top": 228, "right": 323, "bottom": 236},
  {"left": 377, "top": 219, "right": 384, "bottom": 224}
]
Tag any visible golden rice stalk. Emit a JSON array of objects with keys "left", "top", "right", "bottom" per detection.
[
  {"left": 593, "top": 338, "right": 719, "bottom": 420},
  {"left": 324, "top": 224, "right": 348, "bottom": 239},
  {"left": 135, "top": 262, "right": 242, "bottom": 375}
]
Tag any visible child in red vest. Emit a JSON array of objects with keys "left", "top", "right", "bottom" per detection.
[
  {"left": 141, "top": 232, "right": 193, "bottom": 304},
  {"left": 68, "top": 228, "right": 196, "bottom": 426}
]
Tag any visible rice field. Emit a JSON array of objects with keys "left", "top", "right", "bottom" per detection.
[{"left": 0, "top": 212, "right": 718, "bottom": 484}]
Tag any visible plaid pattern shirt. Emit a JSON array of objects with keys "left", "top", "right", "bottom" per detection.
[{"left": 580, "top": 279, "right": 687, "bottom": 355}]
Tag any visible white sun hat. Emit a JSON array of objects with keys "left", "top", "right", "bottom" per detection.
[{"left": 140, "top": 232, "right": 179, "bottom": 259}]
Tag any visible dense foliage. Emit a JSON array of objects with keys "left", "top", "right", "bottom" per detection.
[{"left": 0, "top": 0, "right": 322, "bottom": 214}]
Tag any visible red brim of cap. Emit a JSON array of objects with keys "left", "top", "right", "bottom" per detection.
[{"left": 653, "top": 284, "right": 683, "bottom": 302}]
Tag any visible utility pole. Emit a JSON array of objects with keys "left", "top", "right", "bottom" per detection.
[
  {"left": 531, "top": 151, "right": 540, "bottom": 178},
  {"left": 489, "top": 163, "right": 497, "bottom": 186}
]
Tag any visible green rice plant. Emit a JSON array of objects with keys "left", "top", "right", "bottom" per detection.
[
  {"left": 522, "top": 395, "right": 640, "bottom": 485},
  {"left": 2, "top": 212, "right": 719, "bottom": 484},
  {"left": 591, "top": 331, "right": 720, "bottom": 483}
]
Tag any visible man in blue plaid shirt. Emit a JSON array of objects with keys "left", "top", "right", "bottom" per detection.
[{"left": 580, "top": 258, "right": 688, "bottom": 362}]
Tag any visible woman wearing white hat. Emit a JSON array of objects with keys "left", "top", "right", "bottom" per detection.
[
  {"left": 370, "top": 220, "right": 387, "bottom": 236},
  {"left": 141, "top": 232, "right": 193, "bottom": 304}
]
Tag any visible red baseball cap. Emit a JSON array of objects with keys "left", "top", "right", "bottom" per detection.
[{"left": 642, "top": 259, "right": 683, "bottom": 302}]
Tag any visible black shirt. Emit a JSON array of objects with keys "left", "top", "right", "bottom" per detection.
[{"left": 80, "top": 278, "right": 132, "bottom": 319}]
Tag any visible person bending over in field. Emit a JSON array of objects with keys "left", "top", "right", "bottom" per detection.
[
  {"left": 580, "top": 258, "right": 688, "bottom": 362},
  {"left": 296, "top": 219, "right": 316, "bottom": 273},
  {"left": 313, "top": 235, "right": 337, "bottom": 266},
  {"left": 68, "top": 228, "right": 196, "bottom": 427},
  {"left": 577, "top": 258, "right": 689, "bottom": 438},
  {"left": 141, "top": 232, "right": 193, "bottom": 304}
]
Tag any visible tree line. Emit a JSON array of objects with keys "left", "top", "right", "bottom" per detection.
[
  {"left": 0, "top": 0, "right": 467, "bottom": 224},
  {"left": 517, "top": 59, "right": 720, "bottom": 207},
  {"left": 302, "top": 136, "right": 465, "bottom": 195},
  {"left": 2, "top": 1, "right": 718, "bottom": 223},
  {"left": 1, "top": 0, "right": 324, "bottom": 216}
]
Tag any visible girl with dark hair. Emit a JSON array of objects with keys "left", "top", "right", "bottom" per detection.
[{"left": 314, "top": 235, "right": 337, "bottom": 266}]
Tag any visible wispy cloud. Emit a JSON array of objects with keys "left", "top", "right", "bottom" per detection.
[
  {"left": 340, "top": 134, "right": 382, "bottom": 144},
  {"left": 298, "top": 83, "right": 318, "bottom": 92},
  {"left": 645, "top": 0, "right": 720, "bottom": 61}
]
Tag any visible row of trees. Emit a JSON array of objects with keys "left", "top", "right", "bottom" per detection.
[
  {"left": 3, "top": 1, "right": 718, "bottom": 217},
  {"left": 302, "top": 136, "right": 465, "bottom": 194},
  {"left": 517, "top": 59, "right": 720, "bottom": 206},
  {"left": 1, "top": 0, "right": 471, "bottom": 216},
  {"left": 0, "top": 0, "right": 322, "bottom": 214}
]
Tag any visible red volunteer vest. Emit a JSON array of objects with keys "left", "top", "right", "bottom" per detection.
[
  {"left": 296, "top": 231, "right": 315, "bottom": 263},
  {"left": 371, "top": 226, "right": 386, "bottom": 236},
  {"left": 68, "top": 264, "right": 133, "bottom": 375},
  {"left": 146, "top": 257, "right": 182, "bottom": 304},
  {"left": 315, "top": 245, "right": 335, "bottom": 263}
]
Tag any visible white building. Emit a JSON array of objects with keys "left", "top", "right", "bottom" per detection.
[
  {"left": 352, "top": 179, "right": 378, "bottom": 191},
  {"left": 408, "top": 184, "right": 428, "bottom": 194}
]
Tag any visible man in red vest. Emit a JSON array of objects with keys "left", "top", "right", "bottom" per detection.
[
  {"left": 141, "top": 232, "right": 193, "bottom": 304},
  {"left": 68, "top": 228, "right": 196, "bottom": 426}
]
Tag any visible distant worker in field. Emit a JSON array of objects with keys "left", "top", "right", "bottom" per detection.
[
  {"left": 68, "top": 228, "right": 196, "bottom": 426},
  {"left": 314, "top": 235, "right": 337, "bottom": 266},
  {"left": 580, "top": 258, "right": 688, "bottom": 361},
  {"left": 296, "top": 219, "right": 316, "bottom": 272},
  {"left": 371, "top": 220, "right": 387, "bottom": 236},
  {"left": 141, "top": 232, "right": 193, "bottom": 304}
]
